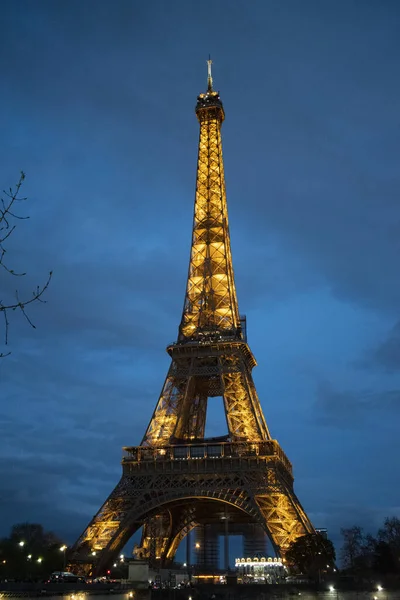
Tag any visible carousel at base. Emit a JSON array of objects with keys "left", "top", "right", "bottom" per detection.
[{"left": 235, "top": 557, "right": 286, "bottom": 584}]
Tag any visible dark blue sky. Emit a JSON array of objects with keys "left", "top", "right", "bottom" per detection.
[{"left": 1, "top": 0, "right": 400, "bottom": 552}]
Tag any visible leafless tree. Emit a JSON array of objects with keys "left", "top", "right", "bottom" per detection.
[
  {"left": 378, "top": 517, "right": 400, "bottom": 566},
  {"left": 0, "top": 172, "right": 52, "bottom": 356},
  {"left": 340, "top": 526, "right": 365, "bottom": 571}
]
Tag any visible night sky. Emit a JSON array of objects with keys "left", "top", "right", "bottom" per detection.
[{"left": 1, "top": 0, "right": 400, "bottom": 553}]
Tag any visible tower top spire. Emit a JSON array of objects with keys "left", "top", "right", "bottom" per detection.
[
  {"left": 207, "top": 55, "right": 213, "bottom": 91},
  {"left": 196, "top": 57, "right": 224, "bottom": 119}
]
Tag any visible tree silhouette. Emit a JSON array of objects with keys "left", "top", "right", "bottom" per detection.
[
  {"left": 0, "top": 172, "right": 51, "bottom": 356},
  {"left": 285, "top": 532, "right": 336, "bottom": 577},
  {"left": 340, "top": 526, "right": 365, "bottom": 572},
  {"left": 340, "top": 518, "right": 400, "bottom": 577},
  {"left": 0, "top": 522, "right": 64, "bottom": 580},
  {"left": 376, "top": 517, "right": 400, "bottom": 574}
]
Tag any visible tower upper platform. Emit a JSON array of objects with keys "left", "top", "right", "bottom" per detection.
[{"left": 195, "top": 89, "right": 225, "bottom": 121}]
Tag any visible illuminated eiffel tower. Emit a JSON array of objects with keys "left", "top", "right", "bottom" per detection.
[{"left": 69, "top": 61, "right": 314, "bottom": 576}]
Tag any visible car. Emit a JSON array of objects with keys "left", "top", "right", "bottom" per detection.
[{"left": 48, "top": 571, "right": 84, "bottom": 583}]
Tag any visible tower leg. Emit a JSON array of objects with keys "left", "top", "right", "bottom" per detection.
[
  {"left": 140, "top": 511, "right": 171, "bottom": 566},
  {"left": 255, "top": 487, "right": 313, "bottom": 554}
]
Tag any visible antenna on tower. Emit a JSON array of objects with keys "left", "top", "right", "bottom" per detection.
[{"left": 207, "top": 55, "right": 213, "bottom": 92}]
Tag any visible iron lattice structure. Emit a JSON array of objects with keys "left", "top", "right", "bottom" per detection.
[{"left": 69, "top": 63, "right": 314, "bottom": 576}]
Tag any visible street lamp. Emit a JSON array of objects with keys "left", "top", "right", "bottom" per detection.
[
  {"left": 37, "top": 558, "right": 42, "bottom": 563},
  {"left": 60, "top": 545, "right": 67, "bottom": 570},
  {"left": 19, "top": 541, "right": 25, "bottom": 547}
]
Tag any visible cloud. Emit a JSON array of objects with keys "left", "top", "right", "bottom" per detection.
[
  {"left": 308, "top": 503, "right": 400, "bottom": 549},
  {"left": 314, "top": 380, "right": 400, "bottom": 427},
  {"left": 0, "top": 451, "right": 119, "bottom": 542},
  {"left": 0, "top": 350, "right": 150, "bottom": 540},
  {"left": 358, "top": 320, "right": 400, "bottom": 373}
]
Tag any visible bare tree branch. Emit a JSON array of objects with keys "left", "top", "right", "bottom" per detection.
[{"left": 0, "top": 172, "right": 52, "bottom": 356}]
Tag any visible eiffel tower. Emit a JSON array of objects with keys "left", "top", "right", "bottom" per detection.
[{"left": 69, "top": 61, "right": 314, "bottom": 575}]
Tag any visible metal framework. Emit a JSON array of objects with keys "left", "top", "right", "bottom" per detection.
[{"left": 68, "top": 62, "right": 314, "bottom": 576}]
